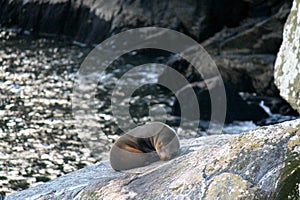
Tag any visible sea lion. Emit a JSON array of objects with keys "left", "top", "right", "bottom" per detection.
[{"left": 109, "top": 122, "right": 180, "bottom": 171}]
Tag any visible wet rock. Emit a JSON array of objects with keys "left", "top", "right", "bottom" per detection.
[
  {"left": 274, "top": 0, "right": 300, "bottom": 115},
  {"left": 35, "top": 176, "right": 51, "bottom": 183},
  {"left": 240, "top": 93, "right": 299, "bottom": 116},
  {"left": 0, "top": 0, "right": 259, "bottom": 44},
  {"left": 172, "top": 78, "right": 269, "bottom": 123},
  {"left": 8, "top": 179, "right": 29, "bottom": 191},
  {"left": 6, "top": 119, "right": 300, "bottom": 199},
  {"left": 215, "top": 54, "right": 277, "bottom": 96}
]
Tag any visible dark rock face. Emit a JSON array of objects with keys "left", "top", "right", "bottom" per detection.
[
  {"left": 0, "top": 0, "right": 115, "bottom": 44},
  {"left": 0, "top": 0, "right": 250, "bottom": 44},
  {"left": 203, "top": 1, "right": 292, "bottom": 55},
  {"left": 161, "top": 53, "right": 278, "bottom": 96},
  {"left": 215, "top": 55, "right": 277, "bottom": 96},
  {"left": 172, "top": 80, "right": 269, "bottom": 123}
]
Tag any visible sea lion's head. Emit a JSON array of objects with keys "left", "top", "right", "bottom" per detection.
[{"left": 152, "top": 124, "right": 180, "bottom": 161}]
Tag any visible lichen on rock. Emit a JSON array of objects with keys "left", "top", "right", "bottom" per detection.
[{"left": 275, "top": 0, "right": 300, "bottom": 114}]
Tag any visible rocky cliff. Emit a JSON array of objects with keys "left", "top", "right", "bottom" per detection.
[{"left": 0, "top": 0, "right": 291, "bottom": 45}]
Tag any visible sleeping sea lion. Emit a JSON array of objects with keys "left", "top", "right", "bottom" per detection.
[{"left": 109, "top": 122, "right": 180, "bottom": 171}]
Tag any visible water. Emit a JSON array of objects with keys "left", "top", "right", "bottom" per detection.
[
  {"left": 0, "top": 29, "right": 93, "bottom": 194},
  {"left": 0, "top": 29, "right": 176, "bottom": 194}
]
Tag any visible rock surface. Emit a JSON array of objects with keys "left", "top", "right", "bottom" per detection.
[
  {"left": 274, "top": 0, "right": 300, "bottom": 114},
  {"left": 6, "top": 119, "right": 300, "bottom": 199},
  {"left": 0, "top": 0, "right": 291, "bottom": 45},
  {"left": 0, "top": 0, "right": 251, "bottom": 44},
  {"left": 172, "top": 79, "right": 269, "bottom": 123}
]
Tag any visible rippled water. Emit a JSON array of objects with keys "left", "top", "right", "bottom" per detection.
[
  {"left": 0, "top": 29, "right": 176, "bottom": 194},
  {"left": 0, "top": 29, "right": 93, "bottom": 194}
]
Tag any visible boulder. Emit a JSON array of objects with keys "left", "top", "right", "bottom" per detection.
[
  {"left": 6, "top": 119, "right": 300, "bottom": 199},
  {"left": 274, "top": 0, "right": 300, "bottom": 114}
]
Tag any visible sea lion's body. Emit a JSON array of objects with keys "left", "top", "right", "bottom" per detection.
[{"left": 110, "top": 122, "right": 180, "bottom": 171}]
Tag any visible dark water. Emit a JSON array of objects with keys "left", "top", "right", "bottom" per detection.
[{"left": 0, "top": 29, "right": 93, "bottom": 194}]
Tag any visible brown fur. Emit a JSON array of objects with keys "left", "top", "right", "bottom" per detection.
[{"left": 109, "top": 122, "right": 180, "bottom": 171}]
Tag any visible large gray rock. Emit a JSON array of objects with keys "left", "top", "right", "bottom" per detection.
[
  {"left": 6, "top": 119, "right": 300, "bottom": 199},
  {"left": 274, "top": 0, "right": 300, "bottom": 114}
]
